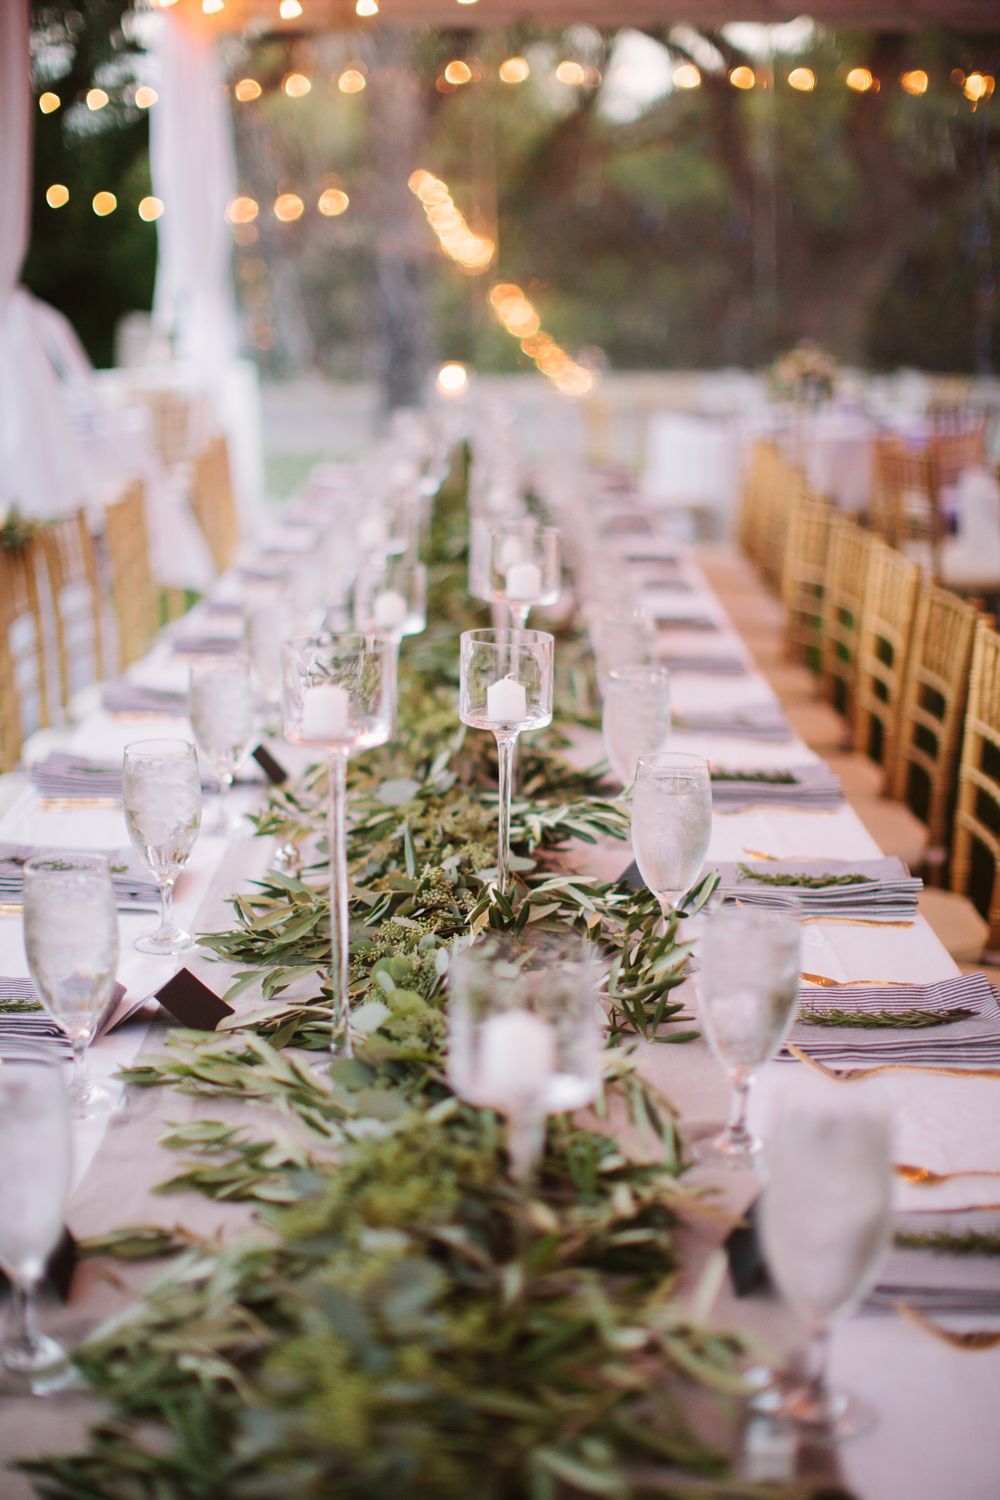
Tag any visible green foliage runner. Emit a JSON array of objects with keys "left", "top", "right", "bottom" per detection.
[{"left": 28, "top": 454, "right": 806, "bottom": 1500}]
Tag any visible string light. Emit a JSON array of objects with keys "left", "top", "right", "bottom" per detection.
[
  {"left": 408, "top": 169, "right": 494, "bottom": 273},
  {"left": 963, "top": 72, "right": 993, "bottom": 101},
  {"left": 273, "top": 192, "right": 305, "bottom": 222},
  {"left": 437, "top": 362, "right": 469, "bottom": 393},
  {"left": 899, "top": 69, "right": 928, "bottom": 96},
  {"left": 318, "top": 187, "right": 349, "bottom": 216},
  {"left": 92, "top": 191, "right": 117, "bottom": 216},
  {"left": 235, "top": 79, "right": 262, "bottom": 102},
  {"left": 729, "top": 66, "right": 755, "bottom": 89},
  {"left": 45, "top": 184, "right": 69, "bottom": 208},
  {"left": 443, "top": 61, "right": 472, "bottom": 86},
  {"left": 338, "top": 67, "right": 366, "bottom": 93},
  {"left": 86, "top": 88, "right": 109, "bottom": 110},
  {"left": 555, "top": 61, "right": 586, "bottom": 86},
  {"left": 673, "top": 63, "right": 701, "bottom": 90},
  {"left": 283, "top": 72, "right": 312, "bottom": 97},
  {"left": 134, "top": 86, "right": 158, "bottom": 108},
  {"left": 38, "top": 92, "right": 61, "bottom": 113},
  {"left": 489, "top": 283, "right": 594, "bottom": 397},
  {"left": 226, "top": 195, "right": 259, "bottom": 224},
  {"left": 499, "top": 57, "right": 529, "bottom": 83},
  {"left": 202, "top": 0, "right": 224, "bottom": 12},
  {"left": 845, "top": 67, "right": 874, "bottom": 92},
  {"left": 278, "top": 0, "right": 303, "bottom": 16},
  {"left": 788, "top": 67, "right": 816, "bottom": 92},
  {"left": 355, "top": 0, "right": 378, "bottom": 14},
  {"left": 138, "top": 196, "right": 164, "bottom": 221}
]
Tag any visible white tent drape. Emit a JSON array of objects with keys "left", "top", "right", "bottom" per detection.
[{"left": 0, "top": 0, "right": 89, "bottom": 517}]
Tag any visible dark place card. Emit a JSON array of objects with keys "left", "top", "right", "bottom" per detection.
[
  {"left": 0, "top": 1229, "right": 76, "bottom": 1303},
  {"left": 252, "top": 744, "right": 289, "bottom": 785},
  {"left": 725, "top": 1196, "right": 773, "bottom": 1297},
  {"left": 154, "top": 969, "right": 234, "bottom": 1031},
  {"left": 618, "top": 860, "right": 644, "bottom": 891}
]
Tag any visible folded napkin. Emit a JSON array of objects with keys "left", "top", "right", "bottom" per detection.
[
  {"left": 657, "top": 652, "right": 748, "bottom": 677},
  {"left": 710, "top": 762, "right": 844, "bottom": 809},
  {"left": 674, "top": 705, "right": 792, "bottom": 742},
  {"left": 204, "top": 600, "right": 247, "bottom": 619},
  {"left": 780, "top": 972, "right": 1000, "bottom": 1067},
  {"left": 0, "top": 977, "right": 127, "bottom": 1051},
  {"left": 0, "top": 844, "right": 161, "bottom": 911},
  {"left": 653, "top": 613, "right": 720, "bottom": 632},
  {"left": 866, "top": 1206, "right": 1000, "bottom": 1315},
  {"left": 715, "top": 856, "right": 921, "bottom": 919},
  {"left": 102, "top": 682, "right": 187, "bottom": 715},
  {"left": 31, "top": 753, "right": 230, "bottom": 800},
  {"left": 169, "top": 634, "right": 244, "bottom": 656}
]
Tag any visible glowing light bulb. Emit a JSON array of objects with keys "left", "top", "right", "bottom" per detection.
[
  {"left": 235, "top": 79, "right": 262, "bottom": 102},
  {"left": 138, "top": 196, "right": 164, "bottom": 221},
  {"left": 788, "top": 67, "right": 816, "bottom": 92},
  {"left": 555, "top": 61, "right": 586, "bottom": 86},
  {"left": 86, "top": 88, "right": 109, "bottom": 110},
  {"left": 355, "top": 0, "right": 378, "bottom": 15},
  {"left": 729, "top": 66, "right": 755, "bottom": 89},
  {"left": 437, "top": 362, "right": 469, "bottom": 394},
  {"left": 673, "top": 63, "right": 701, "bottom": 89},
  {"left": 283, "top": 72, "right": 311, "bottom": 97},
  {"left": 45, "top": 184, "right": 69, "bottom": 208},
  {"left": 273, "top": 192, "right": 305, "bottom": 222},
  {"left": 900, "top": 69, "right": 929, "bottom": 96},
  {"left": 134, "top": 85, "right": 158, "bottom": 108},
  {"left": 279, "top": 0, "right": 303, "bottom": 16},
  {"left": 318, "top": 188, "right": 349, "bottom": 216},
  {"left": 338, "top": 68, "right": 366, "bottom": 93},
  {"left": 226, "top": 195, "right": 260, "bottom": 224},
  {"left": 845, "top": 67, "right": 874, "bottom": 92},
  {"left": 499, "top": 56, "right": 529, "bottom": 84},
  {"left": 38, "top": 92, "right": 61, "bottom": 114},
  {"left": 92, "top": 191, "right": 117, "bottom": 216},
  {"left": 444, "top": 60, "right": 472, "bottom": 86}
]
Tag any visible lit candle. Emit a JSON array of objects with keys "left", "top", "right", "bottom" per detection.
[
  {"left": 373, "top": 588, "right": 408, "bottom": 631},
  {"left": 486, "top": 673, "right": 527, "bottom": 723},
  {"left": 475, "top": 1008, "right": 555, "bottom": 1113},
  {"left": 505, "top": 560, "right": 542, "bottom": 601},
  {"left": 301, "top": 682, "right": 351, "bottom": 739}
]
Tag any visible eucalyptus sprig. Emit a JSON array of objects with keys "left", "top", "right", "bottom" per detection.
[
  {"left": 799, "top": 1006, "right": 975, "bottom": 1030},
  {"left": 736, "top": 864, "right": 868, "bottom": 889}
]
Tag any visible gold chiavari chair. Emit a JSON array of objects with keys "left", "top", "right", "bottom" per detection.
[
  {"left": 948, "top": 620, "right": 1000, "bottom": 959},
  {"left": 872, "top": 423, "right": 987, "bottom": 582},
  {"left": 781, "top": 496, "right": 834, "bottom": 671},
  {"left": 104, "top": 482, "right": 160, "bottom": 670},
  {"left": 190, "top": 435, "right": 241, "bottom": 575},
  {"left": 37, "top": 509, "right": 105, "bottom": 713},
  {"left": 0, "top": 539, "right": 51, "bottom": 771},
  {"left": 891, "top": 586, "right": 981, "bottom": 875},
  {"left": 818, "top": 520, "right": 873, "bottom": 722},
  {"left": 852, "top": 540, "right": 921, "bottom": 779},
  {"left": 736, "top": 439, "right": 779, "bottom": 566}
]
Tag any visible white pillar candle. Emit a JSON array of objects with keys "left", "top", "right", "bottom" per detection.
[
  {"left": 302, "top": 682, "right": 351, "bottom": 739},
  {"left": 505, "top": 560, "right": 542, "bottom": 601},
  {"left": 486, "top": 673, "right": 527, "bottom": 723},
  {"left": 476, "top": 1008, "right": 555, "bottom": 1112},
  {"left": 373, "top": 588, "right": 408, "bottom": 631}
]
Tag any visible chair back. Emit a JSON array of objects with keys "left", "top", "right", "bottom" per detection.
[
  {"left": 853, "top": 541, "right": 921, "bottom": 776},
  {"left": 37, "top": 509, "right": 105, "bottom": 711},
  {"left": 190, "top": 436, "right": 241, "bottom": 574},
  {"left": 819, "top": 520, "right": 873, "bottom": 720},
  {"left": 951, "top": 620, "right": 1000, "bottom": 954},
  {"left": 0, "top": 537, "right": 50, "bottom": 770},
  {"left": 781, "top": 495, "right": 834, "bottom": 670},
  {"left": 104, "top": 483, "right": 160, "bottom": 669}
]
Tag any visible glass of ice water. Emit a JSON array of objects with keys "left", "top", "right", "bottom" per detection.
[
  {"left": 630, "top": 752, "right": 712, "bottom": 918},
  {"left": 188, "top": 654, "right": 255, "bottom": 835},
  {"left": 602, "top": 666, "right": 672, "bottom": 789},
  {"left": 122, "top": 738, "right": 202, "bottom": 955},
  {"left": 23, "top": 854, "right": 120, "bottom": 1119},
  {"left": 0, "top": 1044, "right": 73, "bottom": 1392},
  {"left": 695, "top": 897, "right": 802, "bottom": 1165}
]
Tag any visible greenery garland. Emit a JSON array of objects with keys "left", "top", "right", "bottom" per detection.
[{"left": 27, "top": 451, "right": 814, "bottom": 1500}]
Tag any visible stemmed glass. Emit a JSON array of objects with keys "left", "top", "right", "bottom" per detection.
[
  {"left": 188, "top": 655, "right": 255, "bottom": 834},
  {"left": 602, "top": 666, "right": 672, "bottom": 790},
  {"left": 590, "top": 606, "right": 657, "bottom": 684},
  {"left": 23, "top": 854, "right": 120, "bottom": 1119},
  {"left": 459, "top": 628, "right": 554, "bottom": 896},
  {"left": 0, "top": 1046, "right": 73, "bottom": 1392},
  {"left": 353, "top": 557, "right": 427, "bottom": 730},
  {"left": 486, "top": 521, "right": 561, "bottom": 630},
  {"left": 447, "top": 931, "right": 603, "bottom": 1183},
  {"left": 630, "top": 752, "right": 712, "bottom": 920},
  {"left": 122, "top": 739, "right": 203, "bottom": 955},
  {"left": 756, "top": 1100, "right": 893, "bottom": 1440},
  {"left": 282, "top": 633, "right": 394, "bottom": 1059},
  {"left": 694, "top": 898, "right": 802, "bottom": 1165},
  {"left": 247, "top": 593, "right": 296, "bottom": 715}
]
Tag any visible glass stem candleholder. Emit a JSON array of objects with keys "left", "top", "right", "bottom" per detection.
[
  {"left": 486, "top": 521, "right": 562, "bottom": 632},
  {"left": 282, "top": 634, "right": 394, "bottom": 1060},
  {"left": 459, "top": 629, "right": 554, "bottom": 897},
  {"left": 353, "top": 558, "right": 427, "bottom": 736}
]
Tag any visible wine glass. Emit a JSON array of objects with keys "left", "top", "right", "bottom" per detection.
[
  {"left": 694, "top": 898, "right": 802, "bottom": 1165},
  {"left": 485, "top": 521, "right": 561, "bottom": 630},
  {"left": 23, "top": 854, "right": 120, "bottom": 1119},
  {"left": 0, "top": 1045, "right": 73, "bottom": 1393},
  {"left": 590, "top": 606, "right": 657, "bottom": 683},
  {"left": 630, "top": 752, "right": 712, "bottom": 919},
  {"left": 757, "top": 1099, "right": 893, "bottom": 1441},
  {"left": 122, "top": 738, "right": 203, "bottom": 955},
  {"left": 282, "top": 633, "right": 394, "bottom": 1059},
  {"left": 188, "top": 654, "right": 255, "bottom": 834},
  {"left": 247, "top": 593, "right": 296, "bottom": 714},
  {"left": 447, "top": 931, "right": 603, "bottom": 1183},
  {"left": 459, "top": 628, "right": 554, "bottom": 895},
  {"left": 601, "top": 666, "right": 672, "bottom": 789}
]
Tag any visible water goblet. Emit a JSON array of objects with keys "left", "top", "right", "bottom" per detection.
[
  {"left": 23, "top": 854, "right": 120, "bottom": 1119},
  {"left": 189, "top": 654, "right": 255, "bottom": 834},
  {"left": 630, "top": 752, "right": 712, "bottom": 920},
  {"left": 447, "top": 931, "right": 603, "bottom": 1184},
  {"left": 756, "top": 1099, "right": 893, "bottom": 1441},
  {"left": 459, "top": 628, "right": 554, "bottom": 895},
  {"left": 485, "top": 520, "right": 561, "bottom": 630},
  {"left": 589, "top": 605, "right": 657, "bottom": 683},
  {"left": 122, "top": 738, "right": 203, "bottom": 955},
  {"left": 601, "top": 666, "right": 672, "bottom": 789},
  {"left": 282, "top": 633, "right": 394, "bottom": 1058},
  {"left": 0, "top": 1045, "right": 73, "bottom": 1393},
  {"left": 694, "top": 897, "right": 802, "bottom": 1166}
]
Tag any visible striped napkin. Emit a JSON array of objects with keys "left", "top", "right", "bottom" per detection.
[
  {"left": 710, "top": 762, "right": 844, "bottom": 809},
  {"left": 101, "top": 682, "right": 187, "bottom": 715},
  {"left": 674, "top": 705, "right": 792, "bottom": 742},
  {"left": 780, "top": 972, "right": 1000, "bottom": 1067},
  {"left": 716, "top": 856, "right": 921, "bottom": 919},
  {"left": 657, "top": 652, "right": 748, "bottom": 677},
  {"left": 0, "top": 844, "right": 161, "bottom": 911},
  {"left": 169, "top": 634, "right": 244, "bottom": 656},
  {"left": 866, "top": 1206, "right": 1000, "bottom": 1315},
  {"left": 653, "top": 613, "right": 720, "bottom": 632},
  {"left": 31, "top": 753, "right": 223, "bottom": 800},
  {"left": 0, "top": 977, "right": 127, "bottom": 1051}
]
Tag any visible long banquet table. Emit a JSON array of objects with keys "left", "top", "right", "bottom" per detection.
[{"left": 1, "top": 477, "right": 999, "bottom": 1499}]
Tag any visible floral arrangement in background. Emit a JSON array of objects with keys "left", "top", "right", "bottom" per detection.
[
  {"left": 0, "top": 508, "right": 39, "bottom": 553},
  {"left": 769, "top": 339, "right": 838, "bottom": 405}
]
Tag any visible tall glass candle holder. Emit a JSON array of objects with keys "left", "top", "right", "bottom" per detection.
[
  {"left": 486, "top": 521, "right": 561, "bottom": 630},
  {"left": 447, "top": 931, "right": 603, "bottom": 1184},
  {"left": 459, "top": 628, "right": 553, "bottom": 895},
  {"left": 282, "top": 633, "right": 394, "bottom": 1058},
  {"left": 354, "top": 559, "right": 427, "bottom": 732}
]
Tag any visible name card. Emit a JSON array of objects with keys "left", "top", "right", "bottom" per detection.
[
  {"left": 252, "top": 744, "right": 289, "bottom": 785},
  {"left": 0, "top": 1228, "right": 76, "bottom": 1303},
  {"left": 154, "top": 969, "right": 234, "bottom": 1031}
]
